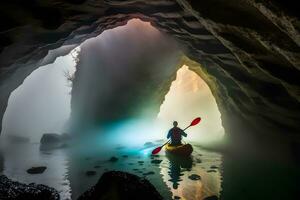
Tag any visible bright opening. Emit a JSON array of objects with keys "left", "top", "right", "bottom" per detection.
[
  {"left": 158, "top": 65, "right": 224, "bottom": 144},
  {"left": 0, "top": 48, "right": 78, "bottom": 143}
]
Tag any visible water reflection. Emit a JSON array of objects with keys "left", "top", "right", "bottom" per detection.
[
  {"left": 167, "top": 154, "right": 193, "bottom": 189},
  {"left": 161, "top": 145, "right": 222, "bottom": 200}
]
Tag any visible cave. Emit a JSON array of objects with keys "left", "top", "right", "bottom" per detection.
[{"left": 0, "top": 1, "right": 299, "bottom": 200}]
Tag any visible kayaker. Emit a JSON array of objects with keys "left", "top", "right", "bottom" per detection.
[{"left": 167, "top": 121, "right": 187, "bottom": 146}]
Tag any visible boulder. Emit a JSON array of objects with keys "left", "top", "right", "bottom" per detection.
[
  {"left": 77, "top": 171, "right": 163, "bottom": 200},
  {"left": 40, "top": 133, "right": 69, "bottom": 150},
  {"left": 27, "top": 166, "right": 47, "bottom": 174},
  {"left": 0, "top": 175, "right": 60, "bottom": 200}
]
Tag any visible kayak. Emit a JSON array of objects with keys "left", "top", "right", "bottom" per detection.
[{"left": 165, "top": 143, "right": 193, "bottom": 156}]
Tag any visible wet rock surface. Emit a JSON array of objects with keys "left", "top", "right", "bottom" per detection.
[
  {"left": 27, "top": 166, "right": 47, "bottom": 174},
  {"left": 151, "top": 159, "right": 163, "bottom": 164},
  {"left": 77, "top": 171, "right": 163, "bottom": 200},
  {"left": 0, "top": 175, "right": 60, "bottom": 200},
  {"left": 188, "top": 174, "right": 201, "bottom": 180},
  {"left": 108, "top": 156, "right": 119, "bottom": 162}
]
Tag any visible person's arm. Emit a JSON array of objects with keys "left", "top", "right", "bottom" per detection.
[
  {"left": 181, "top": 129, "right": 187, "bottom": 137},
  {"left": 167, "top": 130, "right": 172, "bottom": 139}
]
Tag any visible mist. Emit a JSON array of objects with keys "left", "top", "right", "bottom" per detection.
[{"left": 1, "top": 49, "right": 77, "bottom": 142}]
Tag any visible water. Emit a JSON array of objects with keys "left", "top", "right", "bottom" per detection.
[{"left": 0, "top": 141, "right": 222, "bottom": 200}]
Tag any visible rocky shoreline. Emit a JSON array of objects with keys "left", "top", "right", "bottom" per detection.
[{"left": 1, "top": 171, "right": 163, "bottom": 200}]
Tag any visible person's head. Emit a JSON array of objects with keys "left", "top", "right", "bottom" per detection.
[{"left": 173, "top": 121, "right": 178, "bottom": 127}]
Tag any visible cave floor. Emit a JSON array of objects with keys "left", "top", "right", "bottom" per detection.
[{"left": 0, "top": 141, "right": 222, "bottom": 200}]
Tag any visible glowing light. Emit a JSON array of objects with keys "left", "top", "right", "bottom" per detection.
[{"left": 158, "top": 65, "right": 224, "bottom": 144}]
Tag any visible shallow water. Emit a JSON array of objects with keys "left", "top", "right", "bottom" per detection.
[{"left": 0, "top": 141, "right": 222, "bottom": 200}]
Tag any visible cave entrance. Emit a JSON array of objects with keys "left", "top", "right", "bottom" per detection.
[
  {"left": 0, "top": 48, "right": 78, "bottom": 143},
  {"left": 158, "top": 64, "right": 224, "bottom": 145}
]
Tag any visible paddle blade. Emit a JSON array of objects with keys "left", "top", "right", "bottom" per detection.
[
  {"left": 190, "top": 117, "right": 201, "bottom": 126},
  {"left": 152, "top": 146, "right": 162, "bottom": 155}
]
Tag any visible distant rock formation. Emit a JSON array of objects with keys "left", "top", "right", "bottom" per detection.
[
  {"left": 5, "top": 135, "right": 30, "bottom": 143},
  {"left": 40, "top": 133, "right": 71, "bottom": 150},
  {"left": 78, "top": 171, "right": 163, "bottom": 200},
  {"left": 0, "top": 175, "right": 59, "bottom": 200}
]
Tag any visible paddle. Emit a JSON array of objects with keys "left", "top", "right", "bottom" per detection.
[{"left": 151, "top": 117, "right": 201, "bottom": 155}]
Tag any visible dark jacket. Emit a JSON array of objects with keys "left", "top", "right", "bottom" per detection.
[{"left": 167, "top": 127, "right": 187, "bottom": 145}]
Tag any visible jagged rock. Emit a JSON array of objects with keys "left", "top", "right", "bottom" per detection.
[
  {"left": 27, "top": 166, "right": 47, "bottom": 174},
  {"left": 77, "top": 171, "right": 163, "bottom": 200},
  {"left": 0, "top": 175, "right": 59, "bottom": 200}
]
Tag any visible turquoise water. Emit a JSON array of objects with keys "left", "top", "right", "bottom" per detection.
[{"left": 0, "top": 141, "right": 222, "bottom": 200}]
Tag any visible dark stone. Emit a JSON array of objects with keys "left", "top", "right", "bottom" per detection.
[
  {"left": 0, "top": 175, "right": 59, "bottom": 200},
  {"left": 174, "top": 196, "right": 181, "bottom": 199},
  {"left": 207, "top": 170, "right": 217, "bottom": 173},
  {"left": 188, "top": 174, "right": 201, "bottom": 180},
  {"left": 94, "top": 165, "right": 101, "bottom": 169},
  {"left": 40, "top": 133, "right": 61, "bottom": 144},
  {"left": 151, "top": 159, "right": 162, "bottom": 164},
  {"left": 40, "top": 133, "right": 69, "bottom": 150},
  {"left": 122, "top": 155, "right": 129, "bottom": 158},
  {"left": 203, "top": 195, "right": 218, "bottom": 200},
  {"left": 108, "top": 156, "right": 118, "bottom": 162},
  {"left": 143, "top": 171, "right": 155, "bottom": 176},
  {"left": 77, "top": 171, "right": 163, "bottom": 200},
  {"left": 210, "top": 165, "right": 218, "bottom": 169},
  {"left": 86, "top": 171, "right": 96, "bottom": 176},
  {"left": 27, "top": 166, "right": 47, "bottom": 174}
]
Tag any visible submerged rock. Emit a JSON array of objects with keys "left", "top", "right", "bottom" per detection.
[
  {"left": 78, "top": 171, "right": 163, "bottom": 200},
  {"left": 108, "top": 156, "right": 118, "bottom": 162},
  {"left": 143, "top": 171, "right": 155, "bottom": 176},
  {"left": 27, "top": 166, "right": 47, "bottom": 174},
  {"left": 188, "top": 174, "right": 201, "bottom": 180},
  {"left": 207, "top": 169, "right": 217, "bottom": 173},
  {"left": 0, "top": 175, "right": 59, "bottom": 200},
  {"left": 151, "top": 159, "right": 162, "bottom": 164}
]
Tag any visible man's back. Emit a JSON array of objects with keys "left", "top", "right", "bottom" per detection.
[{"left": 167, "top": 127, "right": 187, "bottom": 145}]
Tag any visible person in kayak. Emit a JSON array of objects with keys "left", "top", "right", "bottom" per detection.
[{"left": 167, "top": 121, "right": 187, "bottom": 146}]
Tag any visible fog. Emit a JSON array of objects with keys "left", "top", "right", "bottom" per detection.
[{"left": 1, "top": 49, "right": 77, "bottom": 142}]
